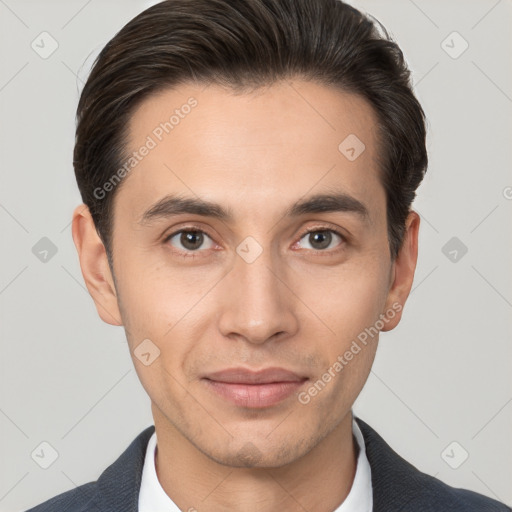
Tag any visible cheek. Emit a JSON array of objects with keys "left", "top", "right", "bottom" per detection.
[
  {"left": 115, "top": 261, "right": 218, "bottom": 389},
  {"left": 295, "top": 254, "right": 391, "bottom": 342},
  {"left": 114, "top": 248, "right": 215, "bottom": 335}
]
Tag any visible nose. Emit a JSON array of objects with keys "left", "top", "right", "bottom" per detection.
[{"left": 217, "top": 243, "right": 299, "bottom": 345}]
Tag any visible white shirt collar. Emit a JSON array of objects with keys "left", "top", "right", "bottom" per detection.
[{"left": 138, "top": 415, "right": 372, "bottom": 511}]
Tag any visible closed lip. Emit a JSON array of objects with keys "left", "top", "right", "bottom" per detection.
[{"left": 202, "top": 367, "right": 308, "bottom": 384}]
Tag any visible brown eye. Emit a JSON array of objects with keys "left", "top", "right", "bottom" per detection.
[
  {"left": 298, "top": 229, "right": 344, "bottom": 251},
  {"left": 165, "top": 229, "right": 215, "bottom": 253}
]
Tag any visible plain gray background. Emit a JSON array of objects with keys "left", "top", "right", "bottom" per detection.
[{"left": 0, "top": 0, "right": 511, "bottom": 510}]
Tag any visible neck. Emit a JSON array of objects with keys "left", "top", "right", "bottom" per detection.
[{"left": 152, "top": 406, "right": 358, "bottom": 512}]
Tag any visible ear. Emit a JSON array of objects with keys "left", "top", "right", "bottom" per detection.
[
  {"left": 381, "top": 210, "right": 420, "bottom": 332},
  {"left": 71, "top": 204, "right": 123, "bottom": 326}
]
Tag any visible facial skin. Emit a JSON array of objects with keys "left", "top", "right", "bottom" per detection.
[{"left": 72, "top": 80, "right": 419, "bottom": 511}]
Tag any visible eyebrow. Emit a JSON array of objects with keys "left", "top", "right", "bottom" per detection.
[{"left": 138, "top": 191, "right": 370, "bottom": 226}]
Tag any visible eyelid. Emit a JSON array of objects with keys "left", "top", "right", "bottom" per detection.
[
  {"left": 162, "top": 222, "right": 216, "bottom": 242},
  {"left": 298, "top": 223, "right": 347, "bottom": 240}
]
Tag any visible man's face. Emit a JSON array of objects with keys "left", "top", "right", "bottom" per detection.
[{"left": 87, "top": 80, "right": 411, "bottom": 467}]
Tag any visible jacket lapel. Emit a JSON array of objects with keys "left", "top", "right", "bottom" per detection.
[
  {"left": 355, "top": 416, "right": 437, "bottom": 511},
  {"left": 90, "top": 425, "right": 155, "bottom": 512}
]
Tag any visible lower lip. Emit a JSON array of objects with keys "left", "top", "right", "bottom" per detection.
[{"left": 202, "top": 379, "right": 307, "bottom": 408}]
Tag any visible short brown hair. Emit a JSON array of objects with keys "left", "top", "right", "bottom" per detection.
[{"left": 73, "top": 0, "right": 428, "bottom": 265}]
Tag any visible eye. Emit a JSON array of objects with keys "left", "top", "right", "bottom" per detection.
[
  {"left": 163, "top": 226, "right": 345, "bottom": 257},
  {"left": 296, "top": 228, "right": 345, "bottom": 252},
  {"left": 164, "top": 229, "right": 215, "bottom": 254}
]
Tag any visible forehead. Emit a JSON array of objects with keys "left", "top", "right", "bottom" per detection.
[{"left": 117, "top": 80, "right": 384, "bottom": 225}]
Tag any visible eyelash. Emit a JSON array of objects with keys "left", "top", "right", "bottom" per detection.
[{"left": 162, "top": 225, "right": 347, "bottom": 259}]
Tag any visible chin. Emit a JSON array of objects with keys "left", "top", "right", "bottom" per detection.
[{"left": 196, "top": 433, "right": 315, "bottom": 469}]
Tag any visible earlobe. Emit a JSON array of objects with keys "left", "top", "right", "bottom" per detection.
[
  {"left": 71, "top": 204, "right": 123, "bottom": 326},
  {"left": 381, "top": 210, "right": 420, "bottom": 332}
]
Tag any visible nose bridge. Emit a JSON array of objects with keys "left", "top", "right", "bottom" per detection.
[{"left": 218, "top": 238, "right": 298, "bottom": 344}]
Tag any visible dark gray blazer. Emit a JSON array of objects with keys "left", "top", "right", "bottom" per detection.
[{"left": 26, "top": 417, "right": 511, "bottom": 511}]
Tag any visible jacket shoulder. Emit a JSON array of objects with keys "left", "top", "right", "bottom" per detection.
[
  {"left": 25, "top": 425, "right": 155, "bottom": 512},
  {"left": 397, "top": 470, "right": 512, "bottom": 512},
  {"left": 355, "top": 417, "right": 511, "bottom": 511},
  {"left": 25, "top": 482, "right": 96, "bottom": 512},
  {"left": 403, "top": 486, "right": 512, "bottom": 511}
]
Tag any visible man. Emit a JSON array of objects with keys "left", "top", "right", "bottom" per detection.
[{"left": 27, "top": 0, "right": 510, "bottom": 510}]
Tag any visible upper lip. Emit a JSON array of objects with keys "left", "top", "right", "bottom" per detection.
[{"left": 203, "top": 367, "right": 307, "bottom": 384}]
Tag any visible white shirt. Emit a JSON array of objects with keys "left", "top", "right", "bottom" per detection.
[{"left": 138, "top": 416, "right": 373, "bottom": 511}]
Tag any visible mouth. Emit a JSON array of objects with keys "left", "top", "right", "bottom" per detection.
[{"left": 201, "top": 367, "right": 309, "bottom": 408}]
